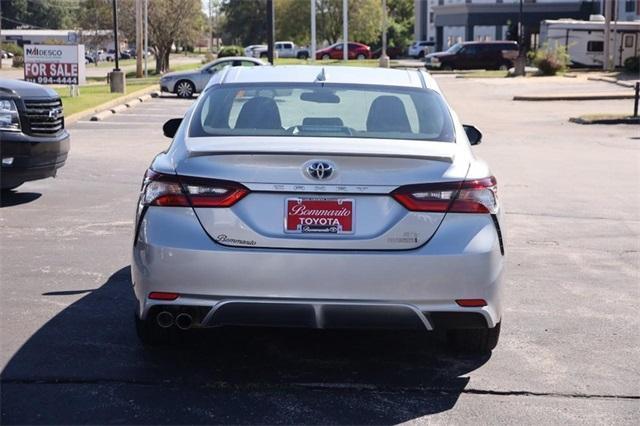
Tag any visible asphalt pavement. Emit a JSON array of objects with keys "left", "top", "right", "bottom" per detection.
[{"left": 0, "top": 76, "right": 638, "bottom": 424}]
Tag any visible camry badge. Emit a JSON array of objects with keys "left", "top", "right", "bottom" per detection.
[{"left": 305, "top": 160, "right": 335, "bottom": 180}]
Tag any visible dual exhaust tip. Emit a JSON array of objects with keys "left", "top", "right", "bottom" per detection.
[{"left": 156, "top": 311, "right": 193, "bottom": 330}]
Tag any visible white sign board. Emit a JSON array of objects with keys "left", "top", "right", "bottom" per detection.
[{"left": 23, "top": 44, "right": 86, "bottom": 85}]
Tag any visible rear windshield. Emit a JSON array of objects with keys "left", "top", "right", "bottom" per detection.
[{"left": 189, "top": 83, "right": 455, "bottom": 142}]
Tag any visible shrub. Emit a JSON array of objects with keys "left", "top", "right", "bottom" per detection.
[
  {"left": 1, "top": 43, "right": 23, "bottom": 56},
  {"left": 624, "top": 56, "right": 639, "bottom": 73},
  {"left": 217, "top": 45, "right": 243, "bottom": 58},
  {"left": 202, "top": 52, "right": 215, "bottom": 64},
  {"left": 530, "top": 43, "right": 570, "bottom": 76},
  {"left": 12, "top": 55, "right": 24, "bottom": 68}
]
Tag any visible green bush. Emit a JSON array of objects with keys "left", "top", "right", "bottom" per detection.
[
  {"left": 1, "top": 43, "right": 23, "bottom": 56},
  {"left": 530, "top": 43, "right": 570, "bottom": 76},
  {"left": 217, "top": 45, "right": 243, "bottom": 58},
  {"left": 12, "top": 55, "right": 24, "bottom": 68},
  {"left": 624, "top": 56, "right": 639, "bottom": 73}
]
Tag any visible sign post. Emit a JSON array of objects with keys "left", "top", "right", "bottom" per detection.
[{"left": 23, "top": 44, "right": 86, "bottom": 86}]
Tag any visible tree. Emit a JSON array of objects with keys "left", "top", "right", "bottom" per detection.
[
  {"left": 1, "top": 0, "right": 76, "bottom": 30},
  {"left": 221, "top": 0, "right": 267, "bottom": 46},
  {"left": 147, "top": 0, "right": 203, "bottom": 73},
  {"left": 275, "top": 0, "right": 310, "bottom": 45},
  {"left": 316, "top": 0, "right": 382, "bottom": 46}
]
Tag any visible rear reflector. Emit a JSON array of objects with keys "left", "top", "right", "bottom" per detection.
[
  {"left": 149, "top": 292, "right": 180, "bottom": 301},
  {"left": 392, "top": 176, "right": 498, "bottom": 214},
  {"left": 141, "top": 169, "right": 248, "bottom": 208},
  {"left": 456, "top": 299, "right": 487, "bottom": 307}
]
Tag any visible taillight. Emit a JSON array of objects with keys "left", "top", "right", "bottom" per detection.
[
  {"left": 392, "top": 176, "right": 497, "bottom": 214},
  {"left": 141, "top": 169, "right": 248, "bottom": 208}
]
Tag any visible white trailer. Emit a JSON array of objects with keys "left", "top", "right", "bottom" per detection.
[{"left": 539, "top": 18, "right": 640, "bottom": 68}]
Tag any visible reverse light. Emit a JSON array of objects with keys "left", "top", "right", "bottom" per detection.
[
  {"left": 141, "top": 169, "right": 249, "bottom": 208},
  {"left": 392, "top": 177, "right": 498, "bottom": 214}
]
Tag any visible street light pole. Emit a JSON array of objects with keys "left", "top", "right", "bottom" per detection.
[
  {"left": 266, "top": 0, "right": 275, "bottom": 64},
  {"left": 144, "top": 0, "right": 148, "bottom": 78},
  {"left": 311, "top": 0, "right": 316, "bottom": 62},
  {"left": 514, "top": 0, "right": 526, "bottom": 76},
  {"left": 110, "top": 0, "right": 125, "bottom": 92},
  {"left": 378, "top": 0, "right": 389, "bottom": 68},
  {"left": 343, "top": 0, "right": 348, "bottom": 61}
]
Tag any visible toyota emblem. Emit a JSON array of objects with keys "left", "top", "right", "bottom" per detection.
[{"left": 305, "top": 160, "right": 335, "bottom": 180}]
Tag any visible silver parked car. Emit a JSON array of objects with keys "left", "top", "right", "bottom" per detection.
[
  {"left": 133, "top": 66, "right": 505, "bottom": 353},
  {"left": 159, "top": 56, "right": 265, "bottom": 98}
]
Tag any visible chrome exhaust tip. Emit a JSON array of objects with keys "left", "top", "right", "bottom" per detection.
[
  {"left": 156, "top": 311, "right": 174, "bottom": 328},
  {"left": 175, "top": 313, "right": 193, "bottom": 330}
]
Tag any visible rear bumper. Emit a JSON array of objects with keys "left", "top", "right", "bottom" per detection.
[
  {"left": 132, "top": 207, "right": 505, "bottom": 329},
  {"left": 0, "top": 130, "right": 70, "bottom": 188}
]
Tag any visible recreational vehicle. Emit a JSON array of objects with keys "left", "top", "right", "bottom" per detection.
[{"left": 539, "top": 18, "right": 640, "bottom": 68}]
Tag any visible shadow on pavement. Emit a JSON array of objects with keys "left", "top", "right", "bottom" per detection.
[
  {"left": 1, "top": 267, "right": 489, "bottom": 425},
  {"left": 0, "top": 191, "right": 41, "bottom": 208}
]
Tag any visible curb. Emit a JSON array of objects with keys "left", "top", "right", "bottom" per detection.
[
  {"left": 587, "top": 76, "right": 637, "bottom": 89},
  {"left": 569, "top": 116, "right": 640, "bottom": 125},
  {"left": 514, "top": 92, "right": 635, "bottom": 101},
  {"left": 64, "top": 85, "right": 160, "bottom": 125}
]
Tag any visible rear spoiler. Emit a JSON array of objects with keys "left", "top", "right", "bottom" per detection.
[{"left": 185, "top": 137, "right": 458, "bottom": 163}]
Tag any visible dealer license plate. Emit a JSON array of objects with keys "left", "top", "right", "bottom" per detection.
[{"left": 285, "top": 198, "right": 354, "bottom": 234}]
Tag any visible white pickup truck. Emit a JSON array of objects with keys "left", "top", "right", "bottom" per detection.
[{"left": 255, "top": 41, "right": 310, "bottom": 59}]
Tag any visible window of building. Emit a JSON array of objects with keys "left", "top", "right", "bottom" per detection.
[
  {"left": 625, "top": 1, "right": 635, "bottom": 12},
  {"left": 587, "top": 41, "right": 604, "bottom": 52}
]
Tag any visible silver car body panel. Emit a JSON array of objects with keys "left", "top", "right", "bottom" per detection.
[{"left": 134, "top": 65, "right": 505, "bottom": 331}]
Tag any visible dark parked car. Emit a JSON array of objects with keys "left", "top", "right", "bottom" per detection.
[
  {"left": 316, "top": 42, "right": 371, "bottom": 60},
  {"left": 372, "top": 46, "right": 404, "bottom": 59},
  {"left": 425, "top": 41, "right": 518, "bottom": 70},
  {"left": 0, "top": 79, "right": 70, "bottom": 191}
]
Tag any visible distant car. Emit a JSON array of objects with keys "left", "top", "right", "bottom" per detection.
[
  {"left": 85, "top": 55, "right": 95, "bottom": 64},
  {"left": 425, "top": 41, "right": 519, "bottom": 71},
  {"left": 316, "top": 42, "right": 371, "bottom": 60},
  {"left": 255, "top": 41, "right": 310, "bottom": 59},
  {"left": 372, "top": 46, "right": 404, "bottom": 60},
  {"left": 159, "top": 56, "right": 266, "bottom": 98},
  {"left": 0, "top": 79, "right": 70, "bottom": 191},
  {"left": 408, "top": 41, "right": 435, "bottom": 58},
  {"left": 244, "top": 44, "right": 267, "bottom": 58}
]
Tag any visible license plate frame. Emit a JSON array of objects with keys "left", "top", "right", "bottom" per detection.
[{"left": 285, "top": 197, "right": 354, "bottom": 235}]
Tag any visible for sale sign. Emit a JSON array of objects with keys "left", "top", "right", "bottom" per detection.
[{"left": 24, "top": 44, "right": 86, "bottom": 85}]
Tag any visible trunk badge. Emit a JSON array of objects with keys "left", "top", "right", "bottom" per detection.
[{"left": 305, "top": 160, "right": 335, "bottom": 180}]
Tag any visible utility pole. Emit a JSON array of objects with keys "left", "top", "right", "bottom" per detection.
[
  {"left": 135, "top": 0, "right": 143, "bottom": 78},
  {"left": 0, "top": 0, "right": 3, "bottom": 70},
  {"left": 311, "top": 0, "right": 316, "bottom": 62},
  {"left": 343, "top": 0, "right": 348, "bottom": 61},
  {"left": 514, "top": 0, "right": 526, "bottom": 76},
  {"left": 144, "top": 0, "right": 148, "bottom": 77},
  {"left": 208, "top": 0, "right": 213, "bottom": 53},
  {"left": 266, "top": 0, "right": 275, "bottom": 64},
  {"left": 378, "top": 0, "right": 389, "bottom": 67},
  {"left": 604, "top": 0, "right": 611, "bottom": 70}
]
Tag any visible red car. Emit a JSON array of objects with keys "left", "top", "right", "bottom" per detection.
[{"left": 316, "top": 42, "right": 371, "bottom": 60}]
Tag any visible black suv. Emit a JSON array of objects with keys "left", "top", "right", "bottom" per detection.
[
  {"left": 0, "top": 79, "right": 70, "bottom": 191},
  {"left": 425, "top": 41, "right": 518, "bottom": 71}
]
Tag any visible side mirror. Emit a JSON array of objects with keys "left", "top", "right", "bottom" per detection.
[
  {"left": 463, "top": 125, "right": 482, "bottom": 145},
  {"left": 163, "top": 118, "right": 182, "bottom": 138}
]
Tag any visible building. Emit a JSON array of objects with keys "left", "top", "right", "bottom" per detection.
[
  {"left": 0, "top": 29, "right": 126, "bottom": 52},
  {"left": 415, "top": 1, "right": 638, "bottom": 51}
]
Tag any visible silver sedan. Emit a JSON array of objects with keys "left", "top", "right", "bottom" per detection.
[
  {"left": 159, "top": 56, "right": 266, "bottom": 98},
  {"left": 133, "top": 65, "right": 505, "bottom": 354}
]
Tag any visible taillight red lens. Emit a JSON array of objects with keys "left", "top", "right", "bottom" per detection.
[
  {"left": 141, "top": 170, "right": 248, "bottom": 208},
  {"left": 149, "top": 292, "right": 180, "bottom": 300},
  {"left": 456, "top": 299, "right": 487, "bottom": 307},
  {"left": 392, "top": 176, "right": 497, "bottom": 214}
]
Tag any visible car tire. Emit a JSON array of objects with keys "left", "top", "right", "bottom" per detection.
[
  {"left": 442, "top": 64, "right": 453, "bottom": 71},
  {"left": 418, "top": 51, "right": 425, "bottom": 58},
  {"left": 446, "top": 322, "right": 501, "bottom": 354},
  {"left": 260, "top": 53, "right": 268, "bottom": 58},
  {"left": 356, "top": 53, "right": 366, "bottom": 60},
  {"left": 175, "top": 80, "right": 195, "bottom": 98},
  {"left": 297, "top": 53, "right": 309, "bottom": 60},
  {"left": 135, "top": 313, "right": 173, "bottom": 346},
  {"left": 498, "top": 63, "right": 509, "bottom": 71},
  {"left": 322, "top": 54, "right": 331, "bottom": 60}
]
